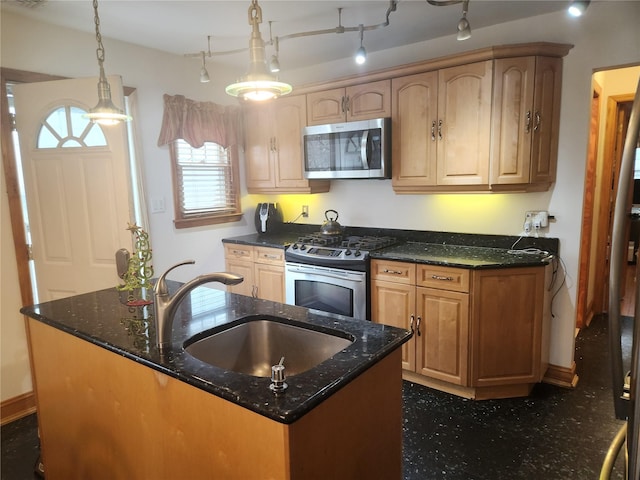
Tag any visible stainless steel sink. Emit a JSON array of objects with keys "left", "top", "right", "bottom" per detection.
[{"left": 184, "top": 318, "right": 354, "bottom": 377}]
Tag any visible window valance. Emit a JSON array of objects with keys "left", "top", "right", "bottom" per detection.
[{"left": 157, "top": 94, "right": 240, "bottom": 149}]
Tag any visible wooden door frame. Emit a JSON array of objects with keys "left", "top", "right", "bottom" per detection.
[
  {"left": 577, "top": 90, "right": 635, "bottom": 328},
  {"left": 575, "top": 82, "right": 602, "bottom": 328},
  {"left": 1, "top": 68, "right": 66, "bottom": 308}
]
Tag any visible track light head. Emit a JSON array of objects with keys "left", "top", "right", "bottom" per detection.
[
  {"left": 456, "top": 0, "right": 471, "bottom": 41},
  {"left": 355, "top": 46, "right": 367, "bottom": 65},
  {"left": 568, "top": 0, "right": 590, "bottom": 17}
]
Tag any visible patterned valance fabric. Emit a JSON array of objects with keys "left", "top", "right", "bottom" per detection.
[{"left": 157, "top": 94, "right": 240, "bottom": 149}]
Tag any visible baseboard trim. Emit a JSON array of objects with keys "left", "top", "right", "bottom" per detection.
[
  {"left": 1, "top": 391, "right": 36, "bottom": 425},
  {"left": 543, "top": 362, "right": 579, "bottom": 388}
]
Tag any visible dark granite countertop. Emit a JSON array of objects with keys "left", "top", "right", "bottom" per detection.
[
  {"left": 223, "top": 226, "right": 557, "bottom": 269},
  {"left": 370, "top": 242, "right": 553, "bottom": 269},
  {"left": 21, "top": 285, "right": 411, "bottom": 424}
]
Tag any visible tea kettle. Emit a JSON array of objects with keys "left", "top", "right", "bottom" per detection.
[{"left": 320, "top": 209, "right": 344, "bottom": 237}]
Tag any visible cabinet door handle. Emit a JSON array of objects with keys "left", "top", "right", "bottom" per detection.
[
  {"left": 343, "top": 95, "right": 350, "bottom": 113},
  {"left": 525, "top": 110, "right": 531, "bottom": 133},
  {"left": 431, "top": 274, "right": 454, "bottom": 282},
  {"left": 431, "top": 120, "right": 436, "bottom": 141},
  {"left": 261, "top": 254, "right": 280, "bottom": 260},
  {"left": 534, "top": 111, "right": 541, "bottom": 132},
  {"left": 409, "top": 315, "right": 415, "bottom": 334},
  {"left": 416, "top": 316, "right": 422, "bottom": 336},
  {"left": 383, "top": 268, "right": 404, "bottom": 275},
  {"left": 438, "top": 119, "right": 443, "bottom": 140},
  {"left": 252, "top": 285, "right": 258, "bottom": 298}
]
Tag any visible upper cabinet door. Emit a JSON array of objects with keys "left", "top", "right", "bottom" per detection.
[
  {"left": 346, "top": 80, "right": 391, "bottom": 122},
  {"left": 306, "top": 88, "right": 345, "bottom": 125},
  {"left": 272, "top": 95, "right": 309, "bottom": 189},
  {"left": 490, "top": 56, "right": 536, "bottom": 185},
  {"left": 391, "top": 71, "right": 439, "bottom": 189},
  {"left": 530, "top": 56, "right": 563, "bottom": 186},
  {"left": 436, "top": 61, "right": 493, "bottom": 186}
]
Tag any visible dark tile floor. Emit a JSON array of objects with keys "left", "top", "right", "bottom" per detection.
[{"left": 1, "top": 314, "right": 630, "bottom": 479}]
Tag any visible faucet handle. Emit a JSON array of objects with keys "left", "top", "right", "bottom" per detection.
[{"left": 154, "top": 260, "right": 195, "bottom": 295}]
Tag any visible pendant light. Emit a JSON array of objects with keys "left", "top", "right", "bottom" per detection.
[
  {"left": 84, "top": 0, "right": 131, "bottom": 125},
  {"left": 225, "top": 0, "right": 292, "bottom": 101},
  {"left": 354, "top": 25, "right": 367, "bottom": 65}
]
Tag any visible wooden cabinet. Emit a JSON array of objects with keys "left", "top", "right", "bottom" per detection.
[
  {"left": 371, "top": 258, "right": 549, "bottom": 399},
  {"left": 391, "top": 61, "right": 492, "bottom": 192},
  {"left": 224, "top": 244, "right": 285, "bottom": 303},
  {"left": 490, "top": 56, "right": 563, "bottom": 190},
  {"left": 243, "top": 94, "right": 329, "bottom": 194},
  {"left": 371, "top": 260, "right": 469, "bottom": 387},
  {"left": 470, "top": 267, "right": 545, "bottom": 391},
  {"left": 306, "top": 80, "right": 391, "bottom": 125}
]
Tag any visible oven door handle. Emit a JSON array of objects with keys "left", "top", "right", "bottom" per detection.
[{"left": 289, "top": 271, "right": 365, "bottom": 283}]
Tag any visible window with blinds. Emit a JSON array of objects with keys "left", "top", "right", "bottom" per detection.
[{"left": 170, "top": 139, "right": 242, "bottom": 228}]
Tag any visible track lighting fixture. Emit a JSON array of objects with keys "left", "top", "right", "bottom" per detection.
[
  {"left": 456, "top": 0, "right": 471, "bottom": 41},
  {"left": 84, "top": 0, "right": 131, "bottom": 125},
  {"left": 199, "top": 51, "right": 210, "bottom": 83},
  {"left": 225, "top": 0, "right": 292, "bottom": 101},
  {"left": 567, "top": 0, "right": 590, "bottom": 17},
  {"left": 355, "top": 24, "right": 367, "bottom": 65}
]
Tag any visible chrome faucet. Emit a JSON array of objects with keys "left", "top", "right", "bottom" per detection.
[{"left": 153, "top": 260, "right": 243, "bottom": 353}]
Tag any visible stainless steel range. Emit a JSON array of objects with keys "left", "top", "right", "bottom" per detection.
[{"left": 284, "top": 234, "right": 396, "bottom": 319}]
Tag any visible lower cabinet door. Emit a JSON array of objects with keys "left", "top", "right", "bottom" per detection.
[
  {"left": 415, "top": 287, "right": 469, "bottom": 386},
  {"left": 254, "top": 262, "right": 285, "bottom": 303},
  {"left": 371, "top": 279, "right": 416, "bottom": 371}
]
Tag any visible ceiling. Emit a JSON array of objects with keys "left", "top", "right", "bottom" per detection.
[{"left": 3, "top": 0, "right": 570, "bottom": 72}]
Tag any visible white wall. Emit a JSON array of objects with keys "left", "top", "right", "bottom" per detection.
[{"left": 1, "top": 2, "right": 639, "bottom": 402}]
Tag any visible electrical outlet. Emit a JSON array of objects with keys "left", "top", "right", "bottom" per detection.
[
  {"left": 302, "top": 205, "right": 309, "bottom": 218},
  {"left": 524, "top": 210, "right": 549, "bottom": 231}
]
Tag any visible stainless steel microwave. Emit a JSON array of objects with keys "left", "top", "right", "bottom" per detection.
[{"left": 302, "top": 117, "right": 391, "bottom": 179}]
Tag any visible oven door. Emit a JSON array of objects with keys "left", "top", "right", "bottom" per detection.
[{"left": 285, "top": 262, "right": 367, "bottom": 319}]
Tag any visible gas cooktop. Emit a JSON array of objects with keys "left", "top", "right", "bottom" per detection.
[{"left": 285, "top": 234, "right": 397, "bottom": 269}]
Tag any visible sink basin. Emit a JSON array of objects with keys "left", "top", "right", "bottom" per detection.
[{"left": 184, "top": 318, "right": 354, "bottom": 377}]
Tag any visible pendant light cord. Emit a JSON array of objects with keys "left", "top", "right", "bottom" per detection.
[{"left": 92, "top": 0, "right": 106, "bottom": 73}]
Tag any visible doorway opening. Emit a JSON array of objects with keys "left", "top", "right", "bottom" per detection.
[
  {"left": 1, "top": 68, "right": 144, "bottom": 306},
  {"left": 577, "top": 65, "right": 640, "bottom": 329}
]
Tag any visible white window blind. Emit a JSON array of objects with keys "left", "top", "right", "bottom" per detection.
[
  {"left": 171, "top": 139, "right": 241, "bottom": 228},
  {"left": 175, "top": 139, "right": 237, "bottom": 216}
]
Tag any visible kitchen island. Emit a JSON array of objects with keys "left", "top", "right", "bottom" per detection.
[{"left": 21, "top": 285, "right": 411, "bottom": 479}]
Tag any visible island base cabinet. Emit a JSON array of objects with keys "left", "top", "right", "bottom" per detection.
[{"left": 27, "top": 319, "right": 403, "bottom": 480}]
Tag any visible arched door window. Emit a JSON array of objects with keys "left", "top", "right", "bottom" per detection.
[{"left": 37, "top": 105, "right": 107, "bottom": 148}]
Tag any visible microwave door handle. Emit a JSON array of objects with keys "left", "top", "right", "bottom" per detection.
[{"left": 360, "top": 130, "right": 370, "bottom": 170}]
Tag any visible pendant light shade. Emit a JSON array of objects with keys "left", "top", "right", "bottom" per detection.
[
  {"left": 226, "top": 0, "right": 292, "bottom": 101},
  {"left": 84, "top": 0, "right": 131, "bottom": 125}
]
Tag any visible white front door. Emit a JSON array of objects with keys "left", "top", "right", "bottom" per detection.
[{"left": 13, "top": 76, "right": 133, "bottom": 301}]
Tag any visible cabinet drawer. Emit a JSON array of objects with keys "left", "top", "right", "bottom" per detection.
[
  {"left": 371, "top": 260, "right": 416, "bottom": 284},
  {"left": 255, "top": 246, "right": 284, "bottom": 265},
  {"left": 416, "top": 265, "right": 469, "bottom": 292},
  {"left": 224, "top": 243, "right": 254, "bottom": 261}
]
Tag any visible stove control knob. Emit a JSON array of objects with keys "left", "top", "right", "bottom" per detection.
[
  {"left": 354, "top": 250, "right": 362, "bottom": 257},
  {"left": 345, "top": 249, "right": 352, "bottom": 256},
  {"left": 291, "top": 243, "right": 299, "bottom": 250},
  {"left": 300, "top": 244, "right": 307, "bottom": 251}
]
